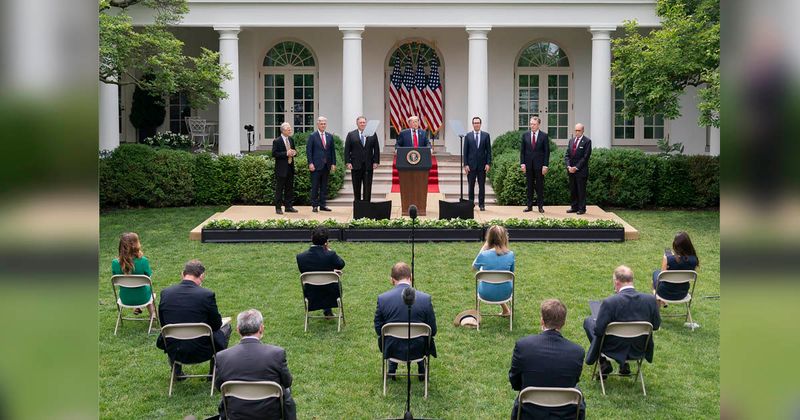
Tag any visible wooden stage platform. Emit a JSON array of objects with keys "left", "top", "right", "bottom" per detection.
[{"left": 190, "top": 193, "right": 639, "bottom": 241}]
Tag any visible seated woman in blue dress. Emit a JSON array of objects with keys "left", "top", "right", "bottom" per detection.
[
  {"left": 111, "top": 232, "right": 155, "bottom": 317},
  {"left": 473, "top": 225, "right": 515, "bottom": 317},
  {"left": 652, "top": 231, "right": 699, "bottom": 305}
]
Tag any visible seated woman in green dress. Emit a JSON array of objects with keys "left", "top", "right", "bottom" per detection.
[{"left": 111, "top": 232, "right": 154, "bottom": 316}]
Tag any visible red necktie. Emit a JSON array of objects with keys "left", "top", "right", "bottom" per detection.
[
  {"left": 572, "top": 137, "right": 579, "bottom": 155},
  {"left": 531, "top": 131, "right": 536, "bottom": 149},
  {"left": 413, "top": 130, "right": 419, "bottom": 148},
  {"left": 321, "top": 132, "right": 326, "bottom": 149}
]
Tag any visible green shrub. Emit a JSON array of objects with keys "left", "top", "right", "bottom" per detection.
[
  {"left": 237, "top": 154, "right": 273, "bottom": 204},
  {"left": 587, "top": 149, "right": 655, "bottom": 208},
  {"left": 687, "top": 155, "right": 720, "bottom": 207},
  {"left": 654, "top": 155, "right": 694, "bottom": 207},
  {"left": 147, "top": 149, "right": 195, "bottom": 207},
  {"left": 192, "top": 153, "right": 240, "bottom": 205},
  {"left": 101, "top": 144, "right": 157, "bottom": 208}
]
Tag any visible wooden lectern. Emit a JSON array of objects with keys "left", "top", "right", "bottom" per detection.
[{"left": 396, "top": 147, "right": 432, "bottom": 216}]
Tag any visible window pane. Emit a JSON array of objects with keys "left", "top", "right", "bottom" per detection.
[
  {"left": 644, "top": 127, "right": 653, "bottom": 138},
  {"left": 276, "top": 75, "right": 284, "bottom": 85},
  {"left": 305, "top": 114, "right": 314, "bottom": 126},
  {"left": 519, "top": 75, "right": 528, "bottom": 86},
  {"left": 265, "top": 101, "right": 274, "bottom": 112},
  {"left": 559, "top": 75, "right": 568, "bottom": 85},
  {"left": 276, "top": 114, "right": 285, "bottom": 124},
  {"left": 548, "top": 89, "right": 558, "bottom": 100},
  {"left": 615, "top": 115, "right": 624, "bottom": 125},
  {"left": 276, "top": 89, "right": 284, "bottom": 100},
  {"left": 305, "top": 74, "right": 313, "bottom": 86},
  {"left": 519, "top": 89, "right": 529, "bottom": 101},
  {"left": 306, "top": 101, "right": 314, "bottom": 112},
  {"left": 265, "top": 114, "right": 274, "bottom": 125},
  {"left": 276, "top": 101, "right": 284, "bottom": 112},
  {"left": 265, "top": 88, "right": 274, "bottom": 100},
  {"left": 558, "top": 101, "right": 567, "bottom": 113},
  {"left": 655, "top": 127, "right": 664, "bottom": 139},
  {"left": 519, "top": 102, "right": 528, "bottom": 113},
  {"left": 304, "top": 88, "right": 313, "bottom": 100},
  {"left": 655, "top": 114, "right": 664, "bottom": 125},
  {"left": 265, "top": 75, "right": 274, "bottom": 86},
  {"left": 625, "top": 127, "right": 634, "bottom": 138},
  {"left": 644, "top": 115, "right": 653, "bottom": 125},
  {"left": 294, "top": 74, "right": 303, "bottom": 86},
  {"left": 548, "top": 114, "right": 557, "bottom": 126},
  {"left": 615, "top": 127, "right": 623, "bottom": 138},
  {"left": 294, "top": 88, "right": 302, "bottom": 100},
  {"left": 548, "top": 75, "right": 556, "bottom": 85}
]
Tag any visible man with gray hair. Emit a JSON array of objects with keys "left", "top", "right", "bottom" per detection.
[
  {"left": 584, "top": 265, "right": 661, "bottom": 379},
  {"left": 307, "top": 116, "right": 337, "bottom": 212},
  {"left": 272, "top": 122, "right": 298, "bottom": 214},
  {"left": 214, "top": 309, "right": 297, "bottom": 420}
]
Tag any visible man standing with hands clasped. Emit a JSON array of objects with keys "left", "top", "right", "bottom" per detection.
[
  {"left": 272, "top": 122, "right": 298, "bottom": 215},
  {"left": 307, "top": 116, "right": 336, "bottom": 212},
  {"left": 520, "top": 116, "right": 549, "bottom": 213},
  {"left": 565, "top": 123, "right": 592, "bottom": 215},
  {"left": 463, "top": 116, "right": 492, "bottom": 211},
  {"left": 344, "top": 116, "right": 381, "bottom": 202}
]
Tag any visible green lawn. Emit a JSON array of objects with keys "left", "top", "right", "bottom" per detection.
[{"left": 99, "top": 207, "right": 719, "bottom": 419}]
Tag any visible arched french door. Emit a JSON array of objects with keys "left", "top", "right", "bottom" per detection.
[
  {"left": 259, "top": 41, "right": 318, "bottom": 144},
  {"left": 385, "top": 41, "right": 444, "bottom": 146},
  {"left": 515, "top": 41, "right": 573, "bottom": 142}
]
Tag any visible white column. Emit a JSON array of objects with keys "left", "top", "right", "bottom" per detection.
[
  {"left": 466, "top": 26, "right": 491, "bottom": 131},
  {"left": 589, "top": 26, "right": 615, "bottom": 149},
  {"left": 99, "top": 79, "right": 120, "bottom": 150},
  {"left": 215, "top": 26, "right": 241, "bottom": 155},
  {"left": 709, "top": 126, "right": 720, "bottom": 155},
  {"left": 340, "top": 25, "right": 364, "bottom": 134}
]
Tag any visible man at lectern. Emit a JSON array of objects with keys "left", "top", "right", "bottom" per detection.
[{"left": 396, "top": 115, "right": 429, "bottom": 149}]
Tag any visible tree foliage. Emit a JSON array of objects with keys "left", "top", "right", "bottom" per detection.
[
  {"left": 99, "top": 0, "right": 231, "bottom": 109},
  {"left": 611, "top": 0, "right": 720, "bottom": 128}
]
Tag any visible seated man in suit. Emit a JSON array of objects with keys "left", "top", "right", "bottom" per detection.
[
  {"left": 215, "top": 309, "right": 297, "bottom": 420},
  {"left": 509, "top": 299, "right": 585, "bottom": 419},
  {"left": 156, "top": 260, "right": 231, "bottom": 379},
  {"left": 374, "top": 262, "right": 437, "bottom": 380},
  {"left": 395, "top": 115, "right": 429, "bottom": 149},
  {"left": 296, "top": 227, "right": 346, "bottom": 318},
  {"left": 584, "top": 265, "right": 661, "bottom": 378}
]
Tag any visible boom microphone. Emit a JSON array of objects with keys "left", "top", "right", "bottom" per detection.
[
  {"left": 409, "top": 205, "right": 418, "bottom": 220},
  {"left": 402, "top": 286, "right": 416, "bottom": 306}
]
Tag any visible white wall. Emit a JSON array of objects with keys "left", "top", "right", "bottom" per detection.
[{"left": 671, "top": 86, "right": 709, "bottom": 155}]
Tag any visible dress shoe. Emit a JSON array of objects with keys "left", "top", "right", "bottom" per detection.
[
  {"left": 312, "top": 207, "right": 318, "bottom": 213},
  {"left": 619, "top": 362, "right": 631, "bottom": 376},
  {"left": 285, "top": 207, "right": 298, "bottom": 213},
  {"left": 596, "top": 357, "right": 612, "bottom": 380},
  {"left": 566, "top": 208, "right": 578, "bottom": 213},
  {"left": 275, "top": 207, "right": 283, "bottom": 215},
  {"left": 418, "top": 372, "right": 426, "bottom": 382},
  {"left": 323, "top": 309, "right": 335, "bottom": 320},
  {"left": 320, "top": 206, "right": 332, "bottom": 211},
  {"left": 576, "top": 210, "right": 586, "bottom": 215},
  {"left": 523, "top": 207, "right": 533, "bottom": 212},
  {"left": 538, "top": 206, "right": 545, "bottom": 213},
  {"left": 388, "top": 372, "right": 397, "bottom": 381},
  {"left": 173, "top": 368, "right": 187, "bottom": 382},
  {"left": 479, "top": 206, "right": 486, "bottom": 211}
]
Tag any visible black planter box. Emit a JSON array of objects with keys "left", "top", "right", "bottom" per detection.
[
  {"left": 202, "top": 228, "right": 343, "bottom": 243},
  {"left": 506, "top": 228, "right": 624, "bottom": 242},
  {"left": 343, "top": 228, "right": 483, "bottom": 242}
]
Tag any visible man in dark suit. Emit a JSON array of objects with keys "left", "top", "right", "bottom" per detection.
[
  {"left": 272, "top": 122, "right": 299, "bottom": 215},
  {"left": 584, "top": 265, "right": 661, "bottom": 378},
  {"left": 374, "top": 262, "right": 437, "bottom": 380},
  {"left": 565, "top": 123, "right": 592, "bottom": 215},
  {"left": 296, "top": 227, "right": 346, "bottom": 318},
  {"left": 306, "top": 116, "right": 337, "bottom": 212},
  {"left": 156, "top": 260, "right": 231, "bottom": 379},
  {"left": 344, "top": 116, "right": 381, "bottom": 202},
  {"left": 463, "top": 116, "right": 492, "bottom": 211},
  {"left": 215, "top": 309, "right": 297, "bottom": 420},
  {"left": 395, "top": 115, "right": 429, "bottom": 148},
  {"left": 519, "top": 116, "right": 550, "bottom": 213},
  {"left": 509, "top": 299, "right": 585, "bottom": 419}
]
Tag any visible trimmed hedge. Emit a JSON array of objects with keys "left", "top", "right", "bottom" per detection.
[
  {"left": 101, "top": 135, "right": 346, "bottom": 208},
  {"left": 491, "top": 130, "right": 559, "bottom": 158},
  {"left": 490, "top": 139, "right": 719, "bottom": 208}
]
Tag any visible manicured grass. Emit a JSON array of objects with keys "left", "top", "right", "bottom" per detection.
[{"left": 99, "top": 207, "right": 719, "bottom": 419}]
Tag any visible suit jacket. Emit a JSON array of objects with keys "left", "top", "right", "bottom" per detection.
[
  {"left": 374, "top": 283, "right": 437, "bottom": 360},
  {"left": 215, "top": 337, "right": 293, "bottom": 420},
  {"left": 510, "top": 330, "right": 586, "bottom": 420},
  {"left": 586, "top": 288, "right": 661, "bottom": 365},
  {"left": 296, "top": 246, "right": 346, "bottom": 311},
  {"left": 463, "top": 131, "right": 492, "bottom": 171},
  {"left": 395, "top": 128, "right": 429, "bottom": 148},
  {"left": 564, "top": 136, "right": 592, "bottom": 177},
  {"left": 344, "top": 129, "right": 380, "bottom": 170},
  {"left": 306, "top": 131, "right": 337, "bottom": 170},
  {"left": 156, "top": 280, "right": 226, "bottom": 364},
  {"left": 272, "top": 135, "right": 296, "bottom": 178},
  {"left": 520, "top": 130, "right": 550, "bottom": 168}
]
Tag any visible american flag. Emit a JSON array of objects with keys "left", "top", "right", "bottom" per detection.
[
  {"left": 388, "top": 61, "right": 404, "bottom": 133},
  {"left": 413, "top": 63, "right": 431, "bottom": 131},
  {"left": 424, "top": 58, "right": 444, "bottom": 134},
  {"left": 401, "top": 61, "right": 415, "bottom": 127}
]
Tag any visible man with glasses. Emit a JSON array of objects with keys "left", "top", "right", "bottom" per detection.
[{"left": 565, "top": 123, "right": 592, "bottom": 215}]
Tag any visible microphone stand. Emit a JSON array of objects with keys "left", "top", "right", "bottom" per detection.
[
  {"left": 458, "top": 134, "right": 465, "bottom": 201},
  {"left": 405, "top": 295, "right": 413, "bottom": 420},
  {"left": 409, "top": 206, "right": 416, "bottom": 288}
]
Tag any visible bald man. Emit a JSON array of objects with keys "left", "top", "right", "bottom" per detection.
[{"left": 565, "top": 123, "right": 592, "bottom": 214}]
